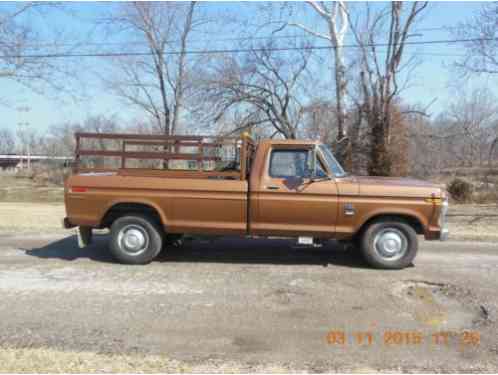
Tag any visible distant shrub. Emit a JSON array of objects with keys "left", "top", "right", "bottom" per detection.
[
  {"left": 447, "top": 178, "right": 474, "bottom": 202},
  {"left": 20, "top": 162, "right": 69, "bottom": 186}
]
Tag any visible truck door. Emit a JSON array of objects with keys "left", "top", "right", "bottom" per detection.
[{"left": 251, "top": 145, "right": 339, "bottom": 237}]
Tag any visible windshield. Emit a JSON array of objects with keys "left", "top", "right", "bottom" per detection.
[{"left": 319, "top": 145, "right": 347, "bottom": 177}]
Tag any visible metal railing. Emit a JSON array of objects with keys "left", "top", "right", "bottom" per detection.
[{"left": 74, "top": 132, "right": 256, "bottom": 180}]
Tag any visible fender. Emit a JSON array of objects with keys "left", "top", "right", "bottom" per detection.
[
  {"left": 100, "top": 198, "right": 169, "bottom": 228},
  {"left": 354, "top": 206, "right": 427, "bottom": 234}
]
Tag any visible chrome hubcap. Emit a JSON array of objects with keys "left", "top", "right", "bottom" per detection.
[
  {"left": 117, "top": 224, "right": 149, "bottom": 255},
  {"left": 373, "top": 228, "right": 407, "bottom": 261}
]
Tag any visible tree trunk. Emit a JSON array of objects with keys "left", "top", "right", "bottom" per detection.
[
  {"left": 332, "top": 45, "right": 349, "bottom": 167},
  {"left": 368, "top": 117, "right": 391, "bottom": 176},
  {"left": 347, "top": 107, "right": 363, "bottom": 174}
]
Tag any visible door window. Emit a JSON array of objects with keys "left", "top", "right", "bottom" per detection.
[{"left": 269, "top": 150, "right": 311, "bottom": 178}]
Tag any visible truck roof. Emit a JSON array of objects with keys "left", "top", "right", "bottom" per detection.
[{"left": 259, "top": 139, "right": 321, "bottom": 146}]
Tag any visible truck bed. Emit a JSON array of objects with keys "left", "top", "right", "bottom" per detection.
[
  {"left": 65, "top": 132, "right": 256, "bottom": 235},
  {"left": 66, "top": 172, "right": 249, "bottom": 235}
]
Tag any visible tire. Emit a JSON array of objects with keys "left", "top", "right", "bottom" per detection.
[
  {"left": 360, "top": 218, "right": 418, "bottom": 269},
  {"left": 109, "top": 214, "right": 163, "bottom": 265}
]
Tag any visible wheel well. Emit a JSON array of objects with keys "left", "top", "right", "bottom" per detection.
[
  {"left": 101, "top": 203, "right": 163, "bottom": 229},
  {"left": 357, "top": 214, "right": 424, "bottom": 237}
]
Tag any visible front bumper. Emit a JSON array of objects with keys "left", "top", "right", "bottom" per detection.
[
  {"left": 439, "top": 197, "right": 449, "bottom": 241},
  {"left": 425, "top": 227, "right": 449, "bottom": 241},
  {"left": 440, "top": 227, "right": 449, "bottom": 241},
  {"left": 424, "top": 195, "right": 449, "bottom": 241}
]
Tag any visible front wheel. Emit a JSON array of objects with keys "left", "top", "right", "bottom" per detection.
[
  {"left": 109, "top": 215, "right": 163, "bottom": 265},
  {"left": 360, "top": 219, "right": 418, "bottom": 269}
]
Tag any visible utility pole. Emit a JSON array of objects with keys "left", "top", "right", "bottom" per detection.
[{"left": 17, "top": 106, "right": 31, "bottom": 171}]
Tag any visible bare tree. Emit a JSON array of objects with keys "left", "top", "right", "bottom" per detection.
[
  {"left": 0, "top": 3, "right": 37, "bottom": 80},
  {"left": 349, "top": 2, "right": 428, "bottom": 176},
  {"left": 452, "top": 3, "right": 498, "bottom": 165},
  {"left": 447, "top": 88, "right": 497, "bottom": 167},
  {"left": 202, "top": 41, "right": 312, "bottom": 139},
  {"left": 276, "top": 2, "right": 349, "bottom": 159},
  {"left": 0, "top": 3, "right": 78, "bottom": 100},
  {"left": 0, "top": 129, "right": 15, "bottom": 154},
  {"left": 453, "top": 3, "right": 498, "bottom": 75},
  {"left": 105, "top": 2, "right": 199, "bottom": 136},
  {"left": 301, "top": 99, "right": 337, "bottom": 143},
  {"left": 293, "top": 2, "right": 347, "bottom": 138}
]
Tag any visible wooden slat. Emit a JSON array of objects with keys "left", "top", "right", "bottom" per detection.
[
  {"left": 240, "top": 137, "right": 247, "bottom": 180},
  {"left": 77, "top": 168, "right": 118, "bottom": 173},
  {"left": 124, "top": 140, "right": 230, "bottom": 148},
  {"left": 77, "top": 168, "right": 241, "bottom": 179},
  {"left": 73, "top": 132, "right": 255, "bottom": 176},
  {"left": 76, "top": 132, "right": 203, "bottom": 141},
  {"left": 74, "top": 135, "right": 81, "bottom": 173},
  {"left": 121, "top": 140, "right": 126, "bottom": 168},
  {"left": 118, "top": 169, "right": 240, "bottom": 179},
  {"left": 78, "top": 149, "right": 221, "bottom": 161},
  {"left": 198, "top": 139, "right": 204, "bottom": 171},
  {"left": 76, "top": 132, "right": 239, "bottom": 141}
]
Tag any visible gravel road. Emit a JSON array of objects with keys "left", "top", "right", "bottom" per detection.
[{"left": 0, "top": 234, "right": 497, "bottom": 372}]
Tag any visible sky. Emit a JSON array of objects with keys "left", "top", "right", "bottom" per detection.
[{"left": 1, "top": 1, "right": 497, "bottom": 135}]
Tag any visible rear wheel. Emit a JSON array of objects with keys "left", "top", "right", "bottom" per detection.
[
  {"left": 109, "top": 214, "right": 163, "bottom": 265},
  {"left": 360, "top": 218, "right": 418, "bottom": 269}
]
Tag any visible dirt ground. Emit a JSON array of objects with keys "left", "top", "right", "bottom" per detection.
[{"left": 0, "top": 234, "right": 497, "bottom": 372}]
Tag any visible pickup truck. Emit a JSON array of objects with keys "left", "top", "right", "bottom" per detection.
[{"left": 63, "top": 132, "right": 448, "bottom": 269}]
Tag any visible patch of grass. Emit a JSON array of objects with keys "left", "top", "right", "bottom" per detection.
[
  {"left": 0, "top": 347, "right": 187, "bottom": 373},
  {"left": 447, "top": 204, "right": 498, "bottom": 241},
  {"left": 0, "top": 347, "right": 296, "bottom": 373},
  {"left": 0, "top": 176, "right": 63, "bottom": 203},
  {"left": 0, "top": 202, "right": 65, "bottom": 233}
]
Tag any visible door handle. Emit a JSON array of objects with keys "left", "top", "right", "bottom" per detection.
[{"left": 266, "top": 185, "right": 280, "bottom": 190}]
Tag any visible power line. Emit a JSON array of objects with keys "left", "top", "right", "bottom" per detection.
[
  {"left": 2, "top": 36, "right": 495, "bottom": 59},
  {"left": 18, "top": 26, "right": 451, "bottom": 49},
  {"left": 20, "top": 33, "right": 318, "bottom": 48}
]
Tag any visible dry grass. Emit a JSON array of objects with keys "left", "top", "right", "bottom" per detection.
[
  {"left": 0, "top": 347, "right": 186, "bottom": 373},
  {"left": 0, "top": 175, "right": 63, "bottom": 203},
  {"left": 0, "top": 175, "right": 65, "bottom": 233},
  {"left": 447, "top": 204, "right": 498, "bottom": 241},
  {"left": 0, "top": 346, "right": 494, "bottom": 373},
  {"left": 0, "top": 202, "right": 65, "bottom": 233},
  {"left": 0, "top": 347, "right": 294, "bottom": 373}
]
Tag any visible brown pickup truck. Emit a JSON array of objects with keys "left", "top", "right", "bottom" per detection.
[{"left": 64, "top": 132, "right": 448, "bottom": 269}]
